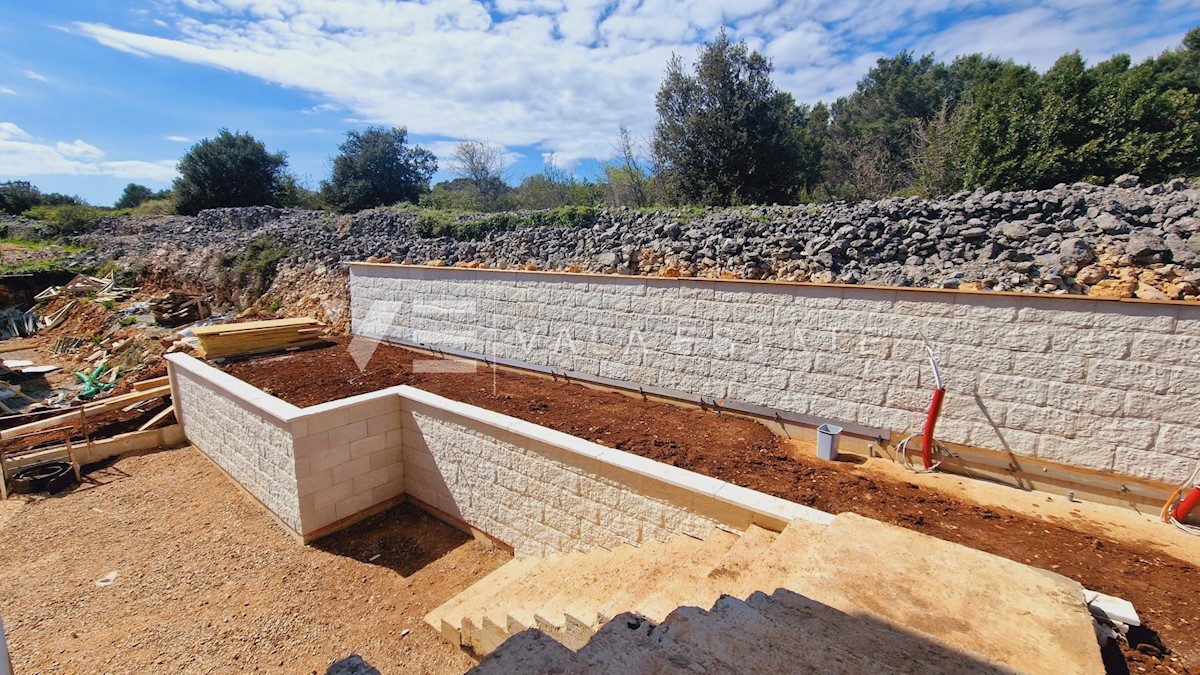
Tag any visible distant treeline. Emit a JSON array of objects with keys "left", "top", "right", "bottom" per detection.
[{"left": 3, "top": 26, "right": 1197, "bottom": 227}]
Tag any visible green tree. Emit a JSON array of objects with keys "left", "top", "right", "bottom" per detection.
[
  {"left": 0, "top": 181, "right": 42, "bottom": 215},
  {"left": 602, "top": 125, "right": 650, "bottom": 208},
  {"left": 321, "top": 126, "right": 436, "bottom": 213},
  {"left": 173, "top": 129, "right": 288, "bottom": 215},
  {"left": 822, "top": 52, "right": 966, "bottom": 198},
  {"left": 114, "top": 183, "right": 155, "bottom": 209},
  {"left": 448, "top": 140, "right": 511, "bottom": 211},
  {"left": 514, "top": 164, "right": 572, "bottom": 210},
  {"left": 955, "top": 62, "right": 1042, "bottom": 190},
  {"left": 653, "top": 30, "right": 814, "bottom": 205}
]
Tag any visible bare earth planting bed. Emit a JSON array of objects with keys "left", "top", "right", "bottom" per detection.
[{"left": 223, "top": 337, "right": 1200, "bottom": 673}]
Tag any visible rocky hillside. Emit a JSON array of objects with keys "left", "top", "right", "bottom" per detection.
[{"left": 72, "top": 174, "right": 1200, "bottom": 306}]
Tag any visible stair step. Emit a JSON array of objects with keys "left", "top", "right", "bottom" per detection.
[
  {"left": 425, "top": 555, "right": 543, "bottom": 645},
  {"left": 460, "top": 550, "right": 589, "bottom": 653},
  {"left": 480, "top": 545, "right": 636, "bottom": 654},
  {"left": 716, "top": 519, "right": 825, "bottom": 601},
  {"left": 683, "top": 524, "right": 779, "bottom": 611},
  {"left": 454, "top": 552, "right": 572, "bottom": 650},
  {"left": 533, "top": 537, "right": 684, "bottom": 649},
  {"left": 472, "top": 542, "right": 633, "bottom": 653},
  {"left": 521, "top": 542, "right": 644, "bottom": 632},
  {"left": 633, "top": 528, "right": 740, "bottom": 623}
]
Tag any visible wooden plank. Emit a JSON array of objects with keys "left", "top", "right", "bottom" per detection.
[
  {"left": 205, "top": 324, "right": 323, "bottom": 338},
  {"left": 4, "top": 424, "right": 186, "bottom": 469},
  {"left": 137, "top": 405, "right": 175, "bottom": 431},
  {"left": 878, "top": 432, "right": 1174, "bottom": 509},
  {"left": 0, "top": 385, "right": 171, "bottom": 441},
  {"left": 132, "top": 376, "right": 170, "bottom": 391},
  {"left": 191, "top": 317, "right": 318, "bottom": 336}
]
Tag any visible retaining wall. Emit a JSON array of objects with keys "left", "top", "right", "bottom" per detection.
[
  {"left": 348, "top": 264, "right": 1200, "bottom": 484},
  {"left": 166, "top": 354, "right": 822, "bottom": 548},
  {"left": 169, "top": 358, "right": 304, "bottom": 532}
]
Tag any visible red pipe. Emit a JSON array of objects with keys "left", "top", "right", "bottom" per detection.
[
  {"left": 921, "top": 387, "right": 946, "bottom": 470},
  {"left": 1172, "top": 484, "right": 1200, "bottom": 523}
]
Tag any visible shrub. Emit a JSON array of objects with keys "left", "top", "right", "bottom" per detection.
[
  {"left": 22, "top": 204, "right": 109, "bottom": 235},
  {"left": 413, "top": 206, "right": 598, "bottom": 240},
  {"left": 216, "top": 234, "right": 287, "bottom": 301}
]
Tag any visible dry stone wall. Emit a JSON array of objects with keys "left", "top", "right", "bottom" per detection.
[{"left": 350, "top": 264, "right": 1200, "bottom": 485}]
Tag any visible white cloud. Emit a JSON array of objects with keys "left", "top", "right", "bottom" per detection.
[
  {"left": 56, "top": 140, "right": 105, "bottom": 159},
  {"left": 0, "top": 122, "right": 177, "bottom": 181},
  {"left": 0, "top": 87, "right": 15, "bottom": 95},
  {"left": 72, "top": 0, "right": 1197, "bottom": 165},
  {"left": 23, "top": 70, "right": 47, "bottom": 82},
  {"left": 166, "top": 135, "right": 191, "bottom": 142},
  {"left": 301, "top": 103, "right": 339, "bottom": 115},
  {"left": 0, "top": 123, "right": 33, "bottom": 141}
]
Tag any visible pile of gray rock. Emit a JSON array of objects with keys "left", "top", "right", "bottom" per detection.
[{"left": 72, "top": 175, "right": 1200, "bottom": 299}]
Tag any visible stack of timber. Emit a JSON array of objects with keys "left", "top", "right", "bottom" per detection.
[
  {"left": 150, "top": 291, "right": 211, "bottom": 326},
  {"left": 193, "top": 317, "right": 326, "bottom": 359}
]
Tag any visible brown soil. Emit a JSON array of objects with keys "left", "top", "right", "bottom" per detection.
[
  {"left": 224, "top": 338, "right": 1199, "bottom": 672},
  {"left": 0, "top": 446, "right": 509, "bottom": 673}
]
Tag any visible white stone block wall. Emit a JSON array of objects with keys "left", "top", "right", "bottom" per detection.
[
  {"left": 290, "top": 390, "right": 406, "bottom": 535},
  {"left": 399, "top": 387, "right": 827, "bottom": 557},
  {"left": 350, "top": 264, "right": 1200, "bottom": 484},
  {"left": 169, "top": 358, "right": 303, "bottom": 532},
  {"left": 169, "top": 354, "right": 830, "bottom": 549}
]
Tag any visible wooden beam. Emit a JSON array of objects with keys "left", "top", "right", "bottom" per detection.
[
  {"left": 137, "top": 405, "right": 175, "bottom": 431},
  {"left": 0, "top": 385, "right": 171, "bottom": 441},
  {"left": 132, "top": 376, "right": 170, "bottom": 391},
  {"left": 191, "top": 317, "right": 318, "bottom": 336},
  {"left": 3, "top": 424, "right": 186, "bottom": 470}
]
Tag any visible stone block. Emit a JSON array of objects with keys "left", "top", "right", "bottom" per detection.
[
  {"left": 312, "top": 480, "right": 355, "bottom": 511},
  {"left": 309, "top": 444, "right": 351, "bottom": 472},
  {"left": 1088, "top": 360, "right": 1170, "bottom": 394},
  {"left": 328, "top": 419, "right": 369, "bottom": 447},
  {"left": 1124, "top": 391, "right": 1200, "bottom": 427},
  {"left": 1156, "top": 424, "right": 1200, "bottom": 459},
  {"left": 1036, "top": 436, "right": 1115, "bottom": 471},
  {"left": 297, "top": 468, "right": 334, "bottom": 497},
  {"left": 1166, "top": 366, "right": 1200, "bottom": 396},
  {"left": 366, "top": 412, "right": 402, "bottom": 436},
  {"left": 1113, "top": 448, "right": 1196, "bottom": 483},
  {"left": 977, "top": 373, "right": 1048, "bottom": 406},
  {"left": 332, "top": 455, "right": 372, "bottom": 486},
  {"left": 1013, "top": 352, "right": 1086, "bottom": 383},
  {"left": 349, "top": 434, "right": 387, "bottom": 459},
  {"left": 353, "top": 465, "right": 393, "bottom": 493},
  {"left": 1091, "top": 302, "right": 1176, "bottom": 334},
  {"left": 335, "top": 491, "right": 377, "bottom": 520}
]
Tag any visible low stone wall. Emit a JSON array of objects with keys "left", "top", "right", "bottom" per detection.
[
  {"left": 290, "top": 389, "right": 406, "bottom": 536},
  {"left": 400, "top": 388, "right": 825, "bottom": 557},
  {"left": 167, "top": 354, "right": 822, "bottom": 548},
  {"left": 168, "top": 356, "right": 304, "bottom": 533},
  {"left": 349, "top": 264, "right": 1200, "bottom": 485}
]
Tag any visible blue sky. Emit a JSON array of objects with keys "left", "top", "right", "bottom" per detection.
[{"left": 2, "top": 0, "right": 1197, "bottom": 206}]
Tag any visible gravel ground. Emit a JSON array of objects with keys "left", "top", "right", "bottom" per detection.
[{"left": 0, "top": 446, "right": 509, "bottom": 674}]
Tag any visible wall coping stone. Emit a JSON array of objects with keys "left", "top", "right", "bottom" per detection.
[{"left": 347, "top": 261, "right": 1199, "bottom": 309}]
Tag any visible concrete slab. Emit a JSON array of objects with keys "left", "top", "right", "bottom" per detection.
[{"left": 781, "top": 513, "right": 1103, "bottom": 675}]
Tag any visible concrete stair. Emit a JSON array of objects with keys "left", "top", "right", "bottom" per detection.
[{"left": 429, "top": 513, "right": 1106, "bottom": 674}]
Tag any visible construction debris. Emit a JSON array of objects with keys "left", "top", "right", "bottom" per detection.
[
  {"left": 38, "top": 300, "right": 75, "bottom": 331},
  {"left": 193, "top": 317, "right": 325, "bottom": 359},
  {"left": 34, "top": 273, "right": 138, "bottom": 303},
  {"left": 149, "top": 291, "right": 211, "bottom": 326},
  {"left": 0, "top": 308, "right": 37, "bottom": 339}
]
